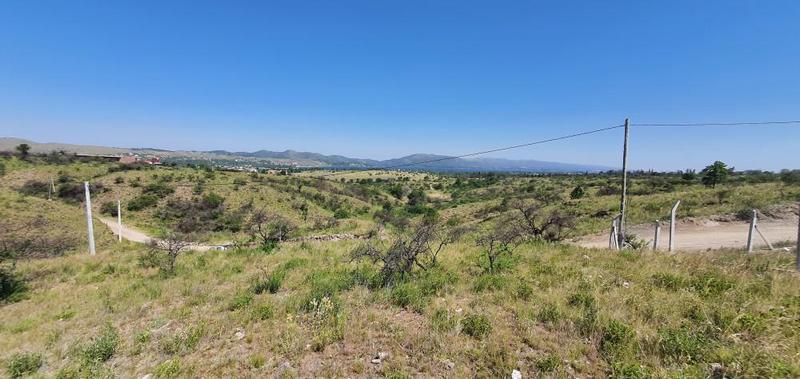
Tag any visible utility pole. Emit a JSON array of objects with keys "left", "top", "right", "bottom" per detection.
[
  {"left": 84, "top": 182, "right": 96, "bottom": 255},
  {"left": 669, "top": 200, "right": 681, "bottom": 252},
  {"left": 618, "top": 118, "right": 630, "bottom": 249},
  {"left": 117, "top": 199, "right": 122, "bottom": 243}
]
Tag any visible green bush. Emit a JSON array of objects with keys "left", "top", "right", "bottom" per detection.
[
  {"left": 128, "top": 194, "right": 159, "bottom": 211},
  {"left": 82, "top": 326, "right": 119, "bottom": 362},
  {"left": 143, "top": 182, "right": 175, "bottom": 197},
  {"left": 461, "top": 313, "right": 492, "bottom": 338},
  {"left": 535, "top": 354, "right": 560, "bottom": 373},
  {"left": 228, "top": 292, "right": 253, "bottom": 311},
  {"left": 100, "top": 201, "right": 118, "bottom": 217},
  {"left": 657, "top": 326, "right": 709, "bottom": 364},
  {"left": 253, "top": 303, "right": 274, "bottom": 321},
  {"left": 6, "top": 352, "right": 42, "bottom": 378},
  {"left": 537, "top": 303, "right": 562, "bottom": 325},
  {"left": 252, "top": 270, "right": 285, "bottom": 294}
]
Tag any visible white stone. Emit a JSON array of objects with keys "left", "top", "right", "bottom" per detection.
[{"left": 511, "top": 369, "right": 522, "bottom": 379}]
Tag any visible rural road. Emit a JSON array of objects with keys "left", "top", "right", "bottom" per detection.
[{"left": 577, "top": 217, "right": 799, "bottom": 251}]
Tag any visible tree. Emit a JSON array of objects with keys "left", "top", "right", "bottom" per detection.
[
  {"left": 700, "top": 161, "right": 732, "bottom": 188},
  {"left": 570, "top": 185, "right": 585, "bottom": 200},
  {"left": 147, "top": 232, "right": 193, "bottom": 274},
  {"left": 476, "top": 218, "right": 523, "bottom": 273},
  {"left": 512, "top": 199, "right": 575, "bottom": 242},
  {"left": 247, "top": 210, "right": 295, "bottom": 249},
  {"left": 15, "top": 144, "right": 31, "bottom": 159}
]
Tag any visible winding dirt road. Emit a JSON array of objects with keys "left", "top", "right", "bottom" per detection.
[{"left": 97, "top": 217, "right": 223, "bottom": 251}]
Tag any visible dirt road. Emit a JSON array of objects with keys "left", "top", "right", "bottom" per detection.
[
  {"left": 578, "top": 217, "right": 798, "bottom": 251},
  {"left": 97, "top": 217, "right": 224, "bottom": 251}
]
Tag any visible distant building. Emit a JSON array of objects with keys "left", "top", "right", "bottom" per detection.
[
  {"left": 119, "top": 156, "right": 139, "bottom": 164},
  {"left": 118, "top": 155, "right": 162, "bottom": 165}
]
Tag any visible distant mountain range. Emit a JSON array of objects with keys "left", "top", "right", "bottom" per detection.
[{"left": 0, "top": 137, "right": 613, "bottom": 173}]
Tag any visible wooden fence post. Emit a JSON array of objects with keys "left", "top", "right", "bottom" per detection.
[
  {"left": 653, "top": 220, "right": 661, "bottom": 251},
  {"left": 747, "top": 209, "right": 757, "bottom": 253}
]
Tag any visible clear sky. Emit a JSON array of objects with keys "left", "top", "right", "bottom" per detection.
[{"left": 1, "top": 1, "right": 799, "bottom": 171}]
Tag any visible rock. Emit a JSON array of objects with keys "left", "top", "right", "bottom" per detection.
[
  {"left": 234, "top": 328, "right": 245, "bottom": 341},
  {"left": 711, "top": 363, "right": 724, "bottom": 375},
  {"left": 511, "top": 369, "right": 522, "bottom": 379},
  {"left": 371, "top": 352, "right": 388, "bottom": 364},
  {"left": 582, "top": 255, "right": 590, "bottom": 260},
  {"left": 279, "top": 361, "right": 291, "bottom": 370},
  {"left": 622, "top": 281, "right": 630, "bottom": 288},
  {"left": 141, "top": 375, "right": 153, "bottom": 379},
  {"left": 443, "top": 359, "right": 455, "bottom": 370}
]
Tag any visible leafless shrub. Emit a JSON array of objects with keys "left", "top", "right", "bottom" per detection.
[
  {"left": 351, "top": 219, "right": 467, "bottom": 286},
  {"left": 476, "top": 217, "right": 524, "bottom": 273},
  {"left": 147, "top": 232, "right": 194, "bottom": 273},
  {"left": 512, "top": 199, "right": 575, "bottom": 242}
]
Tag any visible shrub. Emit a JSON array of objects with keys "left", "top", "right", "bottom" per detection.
[
  {"left": 228, "top": 291, "right": 253, "bottom": 311},
  {"left": 153, "top": 359, "right": 181, "bottom": 378},
  {"left": 651, "top": 272, "right": 685, "bottom": 291},
  {"left": 82, "top": 326, "right": 119, "bottom": 362},
  {"left": 600, "top": 320, "right": 635, "bottom": 361},
  {"left": 537, "top": 303, "right": 562, "bottom": 325},
  {"left": 100, "top": 201, "right": 118, "bottom": 217},
  {"left": 390, "top": 282, "right": 425, "bottom": 310},
  {"left": 570, "top": 185, "right": 585, "bottom": 199},
  {"left": 143, "top": 182, "right": 175, "bottom": 196},
  {"left": 430, "top": 308, "right": 458, "bottom": 332},
  {"left": 252, "top": 270, "right": 285, "bottom": 294},
  {"left": 657, "top": 326, "right": 709, "bottom": 364},
  {"left": 6, "top": 352, "right": 42, "bottom": 378},
  {"left": 18, "top": 180, "right": 50, "bottom": 198},
  {"left": 461, "top": 313, "right": 492, "bottom": 338},
  {"left": 253, "top": 303, "right": 274, "bottom": 321},
  {"left": 535, "top": 354, "right": 560, "bottom": 373},
  {"left": 128, "top": 194, "right": 159, "bottom": 211}
]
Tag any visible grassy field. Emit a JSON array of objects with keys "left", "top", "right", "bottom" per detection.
[{"left": 2, "top": 155, "right": 800, "bottom": 378}]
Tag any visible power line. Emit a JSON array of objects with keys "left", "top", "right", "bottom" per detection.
[
  {"left": 632, "top": 120, "right": 800, "bottom": 127},
  {"left": 322, "top": 124, "right": 625, "bottom": 177}
]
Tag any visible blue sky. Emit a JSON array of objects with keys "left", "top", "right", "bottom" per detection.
[{"left": 1, "top": 1, "right": 799, "bottom": 171}]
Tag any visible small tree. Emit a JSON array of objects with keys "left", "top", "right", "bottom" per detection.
[
  {"left": 476, "top": 218, "right": 523, "bottom": 273},
  {"left": 147, "top": 232, "right": 193, "bottom": 274},
  {"left": 15, "top": 144, "right": 31, "bottom": 159},
  {"left": 700, "top": 161, "right": 732, "bottom": 188},
  {"left": 247, "top": 210, "right": 295, "bottom": 250},
  {"left": 570, "top": 185, "right": 585, "bottom": 200}
]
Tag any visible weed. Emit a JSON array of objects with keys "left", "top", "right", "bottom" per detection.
[
  {"left": 657, "top": 326, "right": 709, "bottom": 364},
  {"left": 153, "top": 359, "right": 181, "bottom": 378},
  {"left": 82, "top": 326, "right": 119, "bottom": 363},
  {"left": 252, "top": 270, "right": 285, "bottom": 294},
  {"left": 461, "top": 313, "right": 492, "bottom": 338},
  {"left": 6, "top": 352, "right": 42, "bottom": 378},
  {"left": 228, "top": 291, "right": 253, "bottom": 311},
  {"left": 537, "top": 303, "right": 562, "bottom": 325},
  {"left": 536, "top": 354, "right": 560, "bottom": 373},
  {"left": 253, "top": 303, "right": 275, "bottom": 321},
  {"left": 430, "top": 308, "right": 458, "bottom": 332}
]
